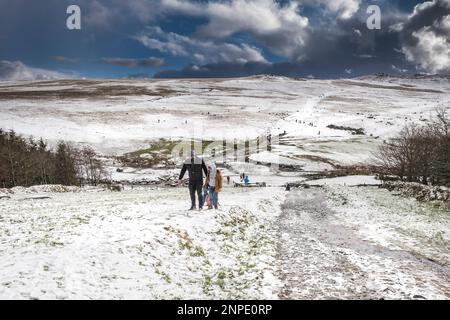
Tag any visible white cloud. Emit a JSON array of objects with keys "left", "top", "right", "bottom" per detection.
[
  {"left": 409, "top": 0, "right": 438, "bottom": 19},
  {"left": 402, "top": 27, "right": 450, "bottom": 73},
  {"left": 0, "top": 61, "right": 71, "bottom": 81},
  {"left": 435, "top": 14, "right": 450, "bottom": 32},
  {"left": 159, "top": 0, "right": 309, "bottom": 60},
  {"left": 135, "top": 27, "right": 267, "bottom": 64},
  {"left": 398, "top": 1, "right": 450, "bottom": 73},
  {"left": 296, "top": 0, "right": 360, "bottom": 19},
  {"left": 389, "top": 23, "right": 404, "bottom": 32},
  {"left": 324, "top": 0, "right": 360, "bottom": 19}
]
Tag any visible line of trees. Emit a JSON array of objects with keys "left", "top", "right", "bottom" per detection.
[
  {"left": 376, "top": 107, "right": 449, "bottom": 186},
  {"left": 0, "top": 129, "right": 108, "bottom": 188}
]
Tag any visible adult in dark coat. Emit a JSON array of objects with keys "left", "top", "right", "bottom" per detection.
[{"left": 178, "top": 151, "right": 208, "bottom": 210}]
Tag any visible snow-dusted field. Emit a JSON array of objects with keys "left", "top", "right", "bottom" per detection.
[
  {"left": 0, "top": 186, "right": 284, "bottom": 299},
  {"left": 0, "top": 75, "right": 448, "bottom": 169},
  {"left": 0, "top": 183, "right": 448, "bottom": 300},
  {"left": 0, "top": 76, "right": 449, "bottom": 300}
]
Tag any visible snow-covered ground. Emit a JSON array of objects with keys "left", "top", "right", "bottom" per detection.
[
  {"left": 0, "top": 76, "right": 449, "bottom": 300},
  {"left": 0, "top": 182, "right": 448, "bottom": 300},
  {"left": 0, "top": 76, "right": 448, "bottom": 169},
  {"left": 279, "top": 185, "right": 450, "bottom": 299},
  {"left": 0, "top": 185, "right": 284, "bottom": 299}
]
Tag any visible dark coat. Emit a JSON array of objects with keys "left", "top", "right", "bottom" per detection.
[{"left": 179, "top": 156, "right": 208, "bottom": 184}]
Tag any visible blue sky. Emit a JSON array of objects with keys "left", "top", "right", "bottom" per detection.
[{"left": 0, "top": 0, "right": 449, "bottom": 79}]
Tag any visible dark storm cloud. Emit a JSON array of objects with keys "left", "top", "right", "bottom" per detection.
[
  {"left": 299, "top": 7, "right": 410, "bottom": 74},
  {"left": 155, "top": 1, "right": 413, "bottom": 79},
  {"left": 398, "top": 0, "right": 450, "bottom": 73},
  {"left": 154, "top": 57, "right": 397, "bottom": 79},
  {"left": 100, "top": 57, "right": 166, "bottom": 68},
  {"left": 0, "top": 0, "right": 437, "bottom": 79},
  {"left": 155, "top": 61, "right": 272, "bottom": 78},
  {"left": 400, "top": 0, "right": 450, "bottom": 36}
]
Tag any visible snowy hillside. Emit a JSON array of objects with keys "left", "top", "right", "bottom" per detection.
[
  {"left": 0, "top": 185, "right": 284, "bottom": 299},
  {"left": 0, "top": 76, "right": 448, "bottom": 171},
  {"left": 1, "top": 182, "right": 449, "bottom": 299},
  {"left": 0, "top": 76, "right": 449, "bottom": 300}
]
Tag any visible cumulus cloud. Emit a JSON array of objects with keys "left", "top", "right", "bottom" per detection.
[
  {"left": 100, "top": 57, "right": 165, "bottom": 68},
  {"left": 325, "top": 0, "right": 361, "bottom": 19},
  {"left": 439, "top": 14, "right": 450, "bottom": 32},
  {"left": 4, "top": 0, "right": 448, "bottom": 79},
  {"left": 145, "top": 0, "right": 425, "bottom": 78},
  {"left": 135, "top": 27, "right": 267, "bottom": 64},
  {"left": 0, "top": 60, "right": 71, "bottom": 81},
  {"left": 403, "top": 27, "right": 450, "bottom": 73},
  {"left": 398, "top": 0, "right": 450, "bottom": 73},
  {"left": 297, "top": 0, "right": 361, "bottom": 20},
  {"left": 159, "top": 0, "right": 309, "bottom": 60}
]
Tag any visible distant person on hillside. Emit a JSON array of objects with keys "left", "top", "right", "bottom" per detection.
[
  {"left": 178, "top": 150, "right": 208, "bottom": 211},
  {"left": 243, "top": 175, "right": 250, "bottom": 185}
]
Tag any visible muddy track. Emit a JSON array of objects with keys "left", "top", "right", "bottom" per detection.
[{"left": 276, "top": 188, "right": 450, "bottom": 300}]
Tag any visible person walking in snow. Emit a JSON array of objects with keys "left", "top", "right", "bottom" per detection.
[
  {"left": 205, "top": 163, "right": 222, "bottom": 210},
  {"left": 178, "top": 150, "right": 208, "bottom": 211}
]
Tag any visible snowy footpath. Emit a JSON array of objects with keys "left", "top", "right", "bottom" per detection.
[
  {"left": 279, "top": 186, "right": 450, "bottom": 299},
  {"left": 0, "top": 184, "right": 449, "bottom": 299}
]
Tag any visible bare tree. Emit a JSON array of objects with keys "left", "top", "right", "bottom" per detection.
[
  {"left": 53, "top": 141, "right": 79, "bottom": 186},
  {"left": 376, "top": 108, "right": 450, "bottom": 186},
  {"left": 79, "top": 146, "right": 108, "bottom": 186},
  {"left": 429, "top": 107, "right": 450, "bottom": 185},
  {"left": 0, "top": 131, "right": 109, "bottom": 188}
]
